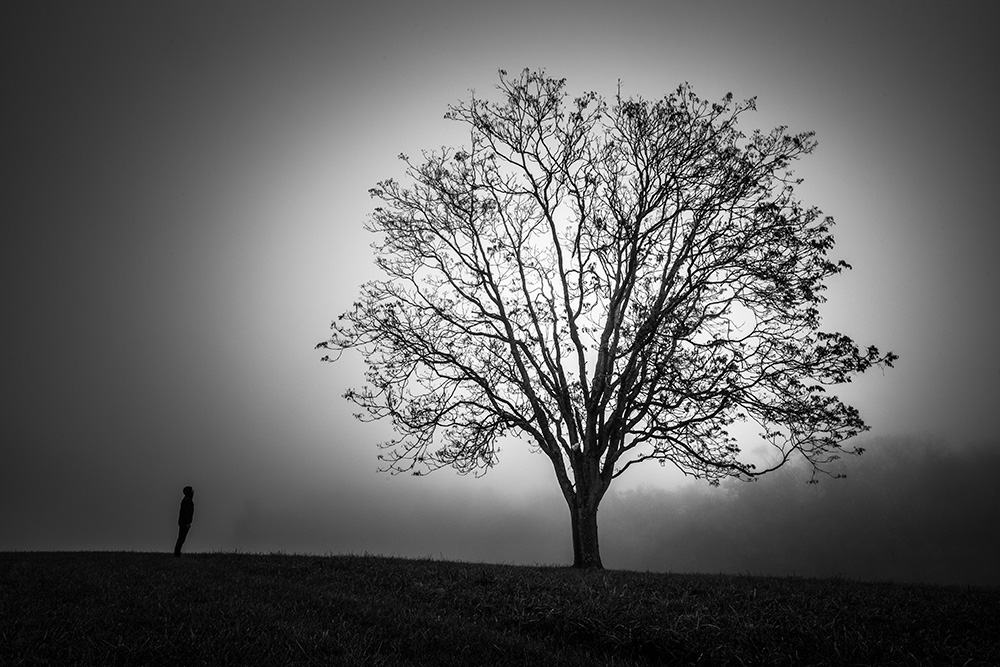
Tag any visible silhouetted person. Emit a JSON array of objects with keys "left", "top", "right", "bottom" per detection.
[{"left": 174, "top": 486, "right": 194, "bottom": 557}]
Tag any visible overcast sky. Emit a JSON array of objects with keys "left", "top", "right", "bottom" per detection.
[{"left": 3, "top": 1, "right": 998, "bottom": 586}]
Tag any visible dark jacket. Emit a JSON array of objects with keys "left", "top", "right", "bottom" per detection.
[{"left": 178, "top": 496, "right": 194, "bottom": 526}]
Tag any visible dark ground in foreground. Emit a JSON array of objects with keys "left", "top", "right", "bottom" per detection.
[{"left": 1, "top": 551, "right": 997, "bottom": 666}]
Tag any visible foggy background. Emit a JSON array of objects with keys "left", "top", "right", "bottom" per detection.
[{"left": 3, "top": 1, "right": 998, "bottom": 587}]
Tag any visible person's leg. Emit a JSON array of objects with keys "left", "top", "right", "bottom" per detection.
[{"left": 174, "top": 524, "right": 190, "bottom": 556}]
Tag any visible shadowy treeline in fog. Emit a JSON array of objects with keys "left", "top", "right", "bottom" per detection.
[
  {"left": 602, "top": 436, "right": 1000, "bottom": 586},
  {"left": 222, "top": 435, "right": 999, "bottom": 587}
]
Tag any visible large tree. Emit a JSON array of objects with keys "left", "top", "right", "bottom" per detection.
[{"left": 318, "top": 69, "right": 896, "bottom": 569}]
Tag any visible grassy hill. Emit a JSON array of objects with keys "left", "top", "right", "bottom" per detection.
[{"left": 2, "top": 551, "right": 997, "bottom": 665}]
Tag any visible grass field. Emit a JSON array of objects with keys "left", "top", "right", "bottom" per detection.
[{"left": 1, "top": 551, "right": 997, "bottom": 666}]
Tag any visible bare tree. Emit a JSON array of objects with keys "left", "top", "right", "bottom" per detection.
[{"left": 318, "top": 69, "right": 896, "bottom": 568}]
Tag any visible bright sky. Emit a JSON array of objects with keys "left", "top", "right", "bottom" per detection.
[{"left": 3, "top": 2, "right": 998, "bottom": 584}]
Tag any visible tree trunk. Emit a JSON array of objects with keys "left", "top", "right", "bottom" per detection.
[{"left": 569, "top": 493, "right": 603, "bottom": 569}]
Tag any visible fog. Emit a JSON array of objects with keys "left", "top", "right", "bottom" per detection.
[
  {"left": 602, "top": 437, "right": 1000, "bottom": 586},
  {"left": 11, "top": 431, "right": 995, "bottom": 586},
  {"left": 181, "top": 436, "right": 1000, "bottom": 587}
]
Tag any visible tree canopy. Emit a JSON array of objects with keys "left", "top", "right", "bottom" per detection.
[{"left": 319, "top": 69, "right": 896, "bottom": 567}]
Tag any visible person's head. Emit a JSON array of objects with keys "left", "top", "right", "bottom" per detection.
[{"left": 183, "top": 486, "right": 194, "bottom": 498}]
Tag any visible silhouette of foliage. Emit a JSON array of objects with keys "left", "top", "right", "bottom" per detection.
[{"left": 319, "top": 68, "right": 896, "bottom": 568}]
